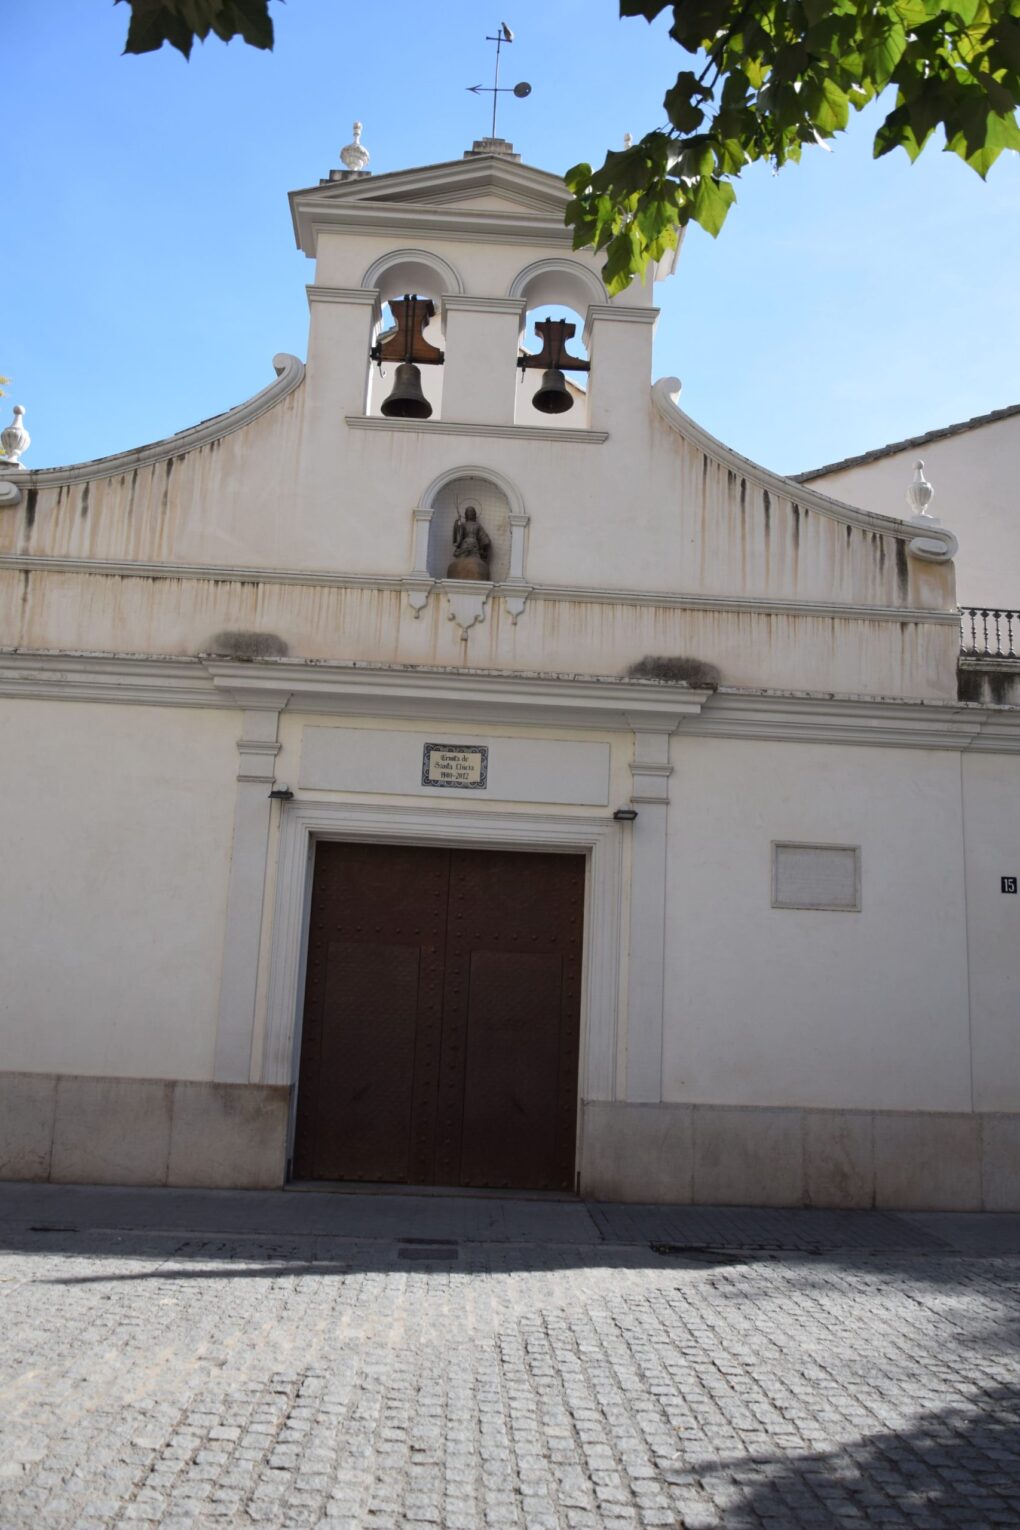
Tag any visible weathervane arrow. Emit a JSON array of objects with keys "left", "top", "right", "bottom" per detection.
[{"left": 465, "top": 21, "right": 531, "bottom": 139}]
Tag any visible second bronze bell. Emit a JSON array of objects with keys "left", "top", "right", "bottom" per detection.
[
  {"left": 519, "top": 318, "right": 589, "bottom": 416},
  {"left": 381, "top": 362, "right": 433, "bottom": 420},
  {"left": 532, "top": 367, "right": 572, "bottom": 415}
]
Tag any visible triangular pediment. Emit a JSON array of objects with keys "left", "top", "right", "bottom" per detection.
[
  {"left": 290, "top": 152, "right": 573, "bottom": 253},
  {"left": 369, "top": 180, "right": 569, "bottom": 215}
]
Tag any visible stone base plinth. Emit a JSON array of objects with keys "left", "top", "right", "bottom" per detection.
[
  {"left": 3, "top": 1074, "right": 1017, "bottom": 1209},
  {"left": 579, "top": 1100, "right": 1020, "bottom": 1211},
  {"left": 0, "top": 1072, "right": 289, "bottom": 1189}
]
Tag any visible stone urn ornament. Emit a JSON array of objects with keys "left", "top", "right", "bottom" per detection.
[
  {"left": 1, "top": 405, "right": 30, "bottom": 468},
  {"left": 340, "top": 121, "right": 370, "bottom": 174},
  {"left": 905, "top": 459, "right": 936, "bottom": 521},
  {"left": 447, "top": 505, "right": 492, "bottom": 580}
]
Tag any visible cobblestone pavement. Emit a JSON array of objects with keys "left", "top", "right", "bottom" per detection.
[{"left": 1, "top": 1187, "right": 1019, "bottom": 1529}]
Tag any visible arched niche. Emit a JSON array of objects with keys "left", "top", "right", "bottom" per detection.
[
  {"left": 408, "top": 467, "right": 528, "bottom": 587},
  {"left": 509, "top": 259, "right": 604, "bottom": 428},
  {"left": 361, "top": 249, "right": 463, "bottom": 419}
]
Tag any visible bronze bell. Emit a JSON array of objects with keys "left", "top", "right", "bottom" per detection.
[
  {"left": 532, "top": 367, "right": 573, "bottom": 415},
  {"left": 381, "top": 362, "right": 432, "bottom": 420}
]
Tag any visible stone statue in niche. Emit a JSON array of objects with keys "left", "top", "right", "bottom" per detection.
[{"left": 447, "top": 504, "right": 492, "bottom": 581}]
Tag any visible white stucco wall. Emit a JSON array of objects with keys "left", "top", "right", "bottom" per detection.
[
  {"left": 0, "top": 388, "right": 954, "bottom": 619},
  {"left": 964, "top": 751, "right": 1020, "bottom": 1111},
  {"left": 0, "top": 698, "right": 238, "bottom": 1080},
  {"left": 800, "top": 413, "right": 1020, "bottom": 610},
  {"left": 0, "top": 568, "right": 960, "bottom": 701},
  {"left": 661, "top": 736, "right": 973, "bottom": 1112}
]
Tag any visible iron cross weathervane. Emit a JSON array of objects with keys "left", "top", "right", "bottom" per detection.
[{"left": 466, "top": 22, "right": 531, "bottom": 139}]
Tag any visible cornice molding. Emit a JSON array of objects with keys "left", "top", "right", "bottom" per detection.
[
  {"left": 530, "top": 582, "right": 961, "bottom": 626},
  {"left": 965, "top": 717, "right": 1020, "bottom": 752},
  {"left": 440, "top": 295, "right": 527, "bottom": 317},
  {"left": 0, "top": 652, "right": 225, "bottom": 709},
  {"left": 200, "top": 658, "right": 713, "bottom": 730},
  {"left": 960, "top": 655, "right": 1020, "bottom": 673},
  {"left": 0, "top": 552, "right": 962, "bottom": 627},
  {"left": 344, "top": 415, "right": 608, "bottom": 445},
  {"left": 0, "top": 649, "right": 709, "bottom": 729},
  {"left": 0, "top": 355, "right": 305, "bottom": 492},
  {"left": 0, "top": 650, "right": 1017, "bottom": 749},
  {"left": 0, "top": 553, "right": 406, "bottom": 592},
  {"left": 306, "top": 285, "right": 380, "bottom": 309},
  {"left": 304, "top": 210, "right": 575, "bottom": 249},
  {"left": 585, "top": 302, "right": 659, "bottom": 328},
  {"left": 584, "top": 304, "right": 659, "bottom": 350},
  {"left": 684, "top": 688, "right": 1020, "bottom": 752},
  {"left": 650, "top": 377, "right": 959, "bottom": 563}
]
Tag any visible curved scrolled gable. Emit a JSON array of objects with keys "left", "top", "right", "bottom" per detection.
[
  {"left": 651, "top": 377, "right": 958, "bottom": 564},
  {"left": 0, "top": 354, "right": 305, "bottom": 493}
]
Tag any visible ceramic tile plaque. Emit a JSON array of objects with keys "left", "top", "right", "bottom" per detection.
[
  {"left": 772, "top": 842, "right": 860, "bottom": 911},
  {"left": 421, "top": 743, "right": 489, "bottom": 790}
]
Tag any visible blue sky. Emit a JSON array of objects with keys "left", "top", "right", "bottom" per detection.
[{"left": 5, "top": 1, "right": 1019, "bottom": 476}]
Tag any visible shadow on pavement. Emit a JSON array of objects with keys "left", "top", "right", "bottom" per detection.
[{"left": 687, "top": 1381, "right": 1020, "bottom": 1527}]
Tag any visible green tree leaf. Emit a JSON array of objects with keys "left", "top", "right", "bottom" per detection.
[
  {"left": 566, "top": 1, "right": 1020, "bottom": 289},
  {"left": 861, "top": 16, "right": 908, "bottom": 86},
  {"left": 117, "top": 0, "right": 274, "bottom": 58},
  {"left": 689, "top": 174, "right": 736, "bottom": 236}
]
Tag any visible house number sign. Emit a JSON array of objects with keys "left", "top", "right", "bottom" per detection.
[
  {"left": 1003, "top": 877, "right": 1018, "bottom": 894},
  {"left": 422, "top": 742, "right": 489, "bottom": 790}
]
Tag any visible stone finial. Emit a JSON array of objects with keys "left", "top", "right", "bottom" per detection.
[
  {"left": 1, "top": 405, "right": 29, "bottom": 469},
  {"left": 340, "top": 121, "right": 370, "bottom": 174},
  {"left": 624, "top": 132, "right": 633, "bottom": 149},
  {"left": 905, "top": 459, "right": 936, "bottom": 521}
]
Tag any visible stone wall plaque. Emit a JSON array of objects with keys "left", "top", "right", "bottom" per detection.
[
  {"left": 421, "top": 743, "right": 489, "bottom": 790},
  {"left": 771, "top": 842, "right": 860, "bottom": 912}
]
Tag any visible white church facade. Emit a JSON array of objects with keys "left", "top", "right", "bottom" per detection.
[{"left": 1, "top": 136, "right": 1017, "bottom": 1208}]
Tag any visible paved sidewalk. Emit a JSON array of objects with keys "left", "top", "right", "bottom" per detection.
[{"left": 2, "top": 1185, "right": 1019, "bottom": 1528}]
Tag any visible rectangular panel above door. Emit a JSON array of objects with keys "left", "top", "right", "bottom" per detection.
[{"left": 299, "top": 727, "right": 611, "bottom": 806}]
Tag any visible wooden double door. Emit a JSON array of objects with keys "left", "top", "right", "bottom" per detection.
[{"left": 293, "top": 841, "right": 585, "bottom": 1191}]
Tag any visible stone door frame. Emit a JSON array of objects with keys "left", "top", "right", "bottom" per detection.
[{"left": 261, "top": 799, "right": 624, "bottom": 1168}]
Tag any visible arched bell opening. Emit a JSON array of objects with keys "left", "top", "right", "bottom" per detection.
[
  {"left": 368, "top": 294, "right": 445, "bottom": 419},
  {"left": 425, "top": 475, "right": 512, "bottom": 584},
  {"left": 516, "top": 304, "right": 589, "bottom": 426},
  {"left": 508, "top": 259, "right": 604, "bottom": 429},
  {"left": 362, "top": 250, "right": 462, "bottom": 420}
]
